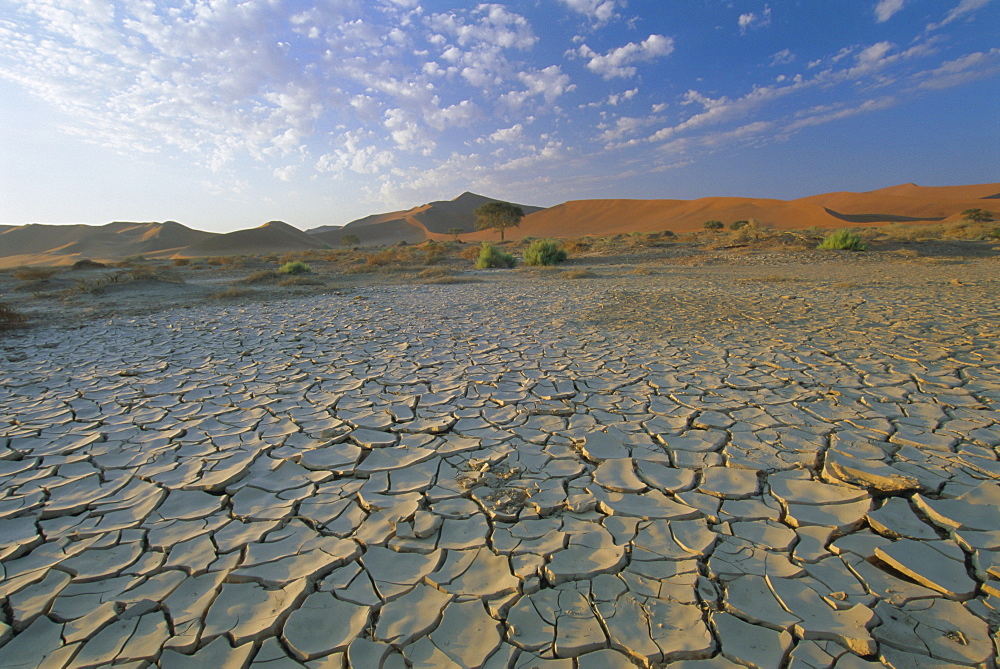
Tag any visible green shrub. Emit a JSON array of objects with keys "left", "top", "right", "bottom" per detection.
[
  {"left": 817, "top": 229, "right": 866, "bottom": 251},
  {"left": 730, "top": 220, "right": 748, "bottom": 231},
  {"left": 703, "top": 220, "right": 724, "bottom": 231},
  {"left": 279, "top": 260, "right": 312, "bottom": 275},
  {"left": 523, "top": 239, "right": 568, "bottom": 266},
  {"left": 475, "top": 242, "right": 516, "bottom": 269}
]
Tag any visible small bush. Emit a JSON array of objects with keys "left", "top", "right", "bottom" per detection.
[
  {"left": 817, "top": 230, "right": 866, "bottom": 251},
  {"left": 172, "top": 258, "right": 190, "bottom": 266},
  {"left": 703, "top": 220, "right": 724, "bottom": 231},
  {"left": 71, "top": 259, "right": 106, "bottom": 270},
  {"left": 0, "top": 302, "right": 28, "bottom": 330},
  {"left": 524, "top": 239, "right": 568, "bottom": 266},
  {"left": 475, "top": 243, "right": 516, "bottom": 269},
  {"left": 730, "top": 220, "right": 748, "bottom": 231},
  {"left": 279, "top": 261, "right": 311, "bottom": 275},
  {"left": 14, "top": 268, "right": 54, "bottom": 281}
]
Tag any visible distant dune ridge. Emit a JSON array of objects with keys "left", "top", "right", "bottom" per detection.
[{"left": 1, "top": 183, "right": 996, "bottom": 267}]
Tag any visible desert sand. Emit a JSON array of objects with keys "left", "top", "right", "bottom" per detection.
[
  {"left": 0, "top": 238, "right": 998, "bottom": 667},
  {"left": 1, "top": 182, "right": 996, "bottom": 268}
]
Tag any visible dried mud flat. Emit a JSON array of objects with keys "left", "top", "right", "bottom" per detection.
[{"left": 1, "top": 248, "right": 999, "bottom": 668}]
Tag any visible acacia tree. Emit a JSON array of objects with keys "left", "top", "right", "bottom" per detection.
[
  {"left": 474, "top": 202, "right": 524, "bottom": 242},
  {"left": 341, "top": 234, "right": 360, "bottom": 246},
  {"left": 447, "top": 227, "right": 463, "bottom": 242},
  {"left": 962, "top": 208, "right": 993, "bottom": 223}
]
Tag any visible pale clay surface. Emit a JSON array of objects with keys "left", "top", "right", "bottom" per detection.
[{"left": 1, "top": 257, "right": 999, "bottom": 668}]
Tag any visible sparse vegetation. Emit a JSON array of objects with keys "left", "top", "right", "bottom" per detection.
[
  {"left": 817, "top": 229, "right": 867, "bottom": 251},
  {"left": 474, "top": 201, "right": 525, "bottom": 242},
  {"left": 475, "top": 242, "right": 516, "bottom": 269},
  {"left": 730, "top": 220, "right": 749, "bottom": 231},
  {"left": 447, "top": 228, "right": 463, "bottom": 242},
  {"left": 0, "top": 302, "right": 28, "bottom": 329},
  {"left": 523, "top": 239, "right": 568, "bottom": 266},
  {"left": 279, "top": 260, "right": 312, "bottom": 275},
  {"left": 341, "top": 234, "right": 360, "bottom": 247},
  {"left": 703, "top": 220, "right": 724, "bottom": 231},
  {"left": 172, "top": 258, "right": 190, "bottom": 266}
]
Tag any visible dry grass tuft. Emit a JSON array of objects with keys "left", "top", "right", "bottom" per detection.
[
  {"left": 0, "top": 302, "right": 28, "bottom": 330},
  {"left": 238, "top": 270, "right": 281, "bottom": 284},
  {"left": 366, "top": 248, "right": 408, "bottom": 267},
  {"left": 206, "top": 256, "right": 245, "bottom": 267},
  {"left": 563, "top": 269, "right": 597, "bottom": 279},
  {"left": 561, "top": 238, "right": 590, "bottom": 254},
  {"left": 415, "top": 267, "right": 481, "bottom": 284},
  {"left": 211, "top": 287, "right": 253, "bottom": 300},
  {"left": 278, "top": 275, "right": 324, "bottom": 287},
  {"left": 459, "top": 245, "right": 482, "bottom": 261},
  {"left": 14, "top": 268, "right": 55, "bottom": 281},
  {"left": 734, "top": 275, "right": 800, "bottom": 285}
]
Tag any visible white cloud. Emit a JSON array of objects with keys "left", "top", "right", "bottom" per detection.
[
  {"left": 273, "top": 165, "right": 298, "bottom": 181},
  {"left": 426, "top": 5, "right": 537, "bottom": 50},
  {"left": 770, "top": 49, "right": 796, "bottom": 66},
  {"left": 518, "top": 66, "right": 574, "bottom": 103},
  {"left": 578, "top": 35, "right": 675, "bottom": 79},
  {"left": 874, "top": 0, "right": 906, "bottom": 22},
  {"left": 487, "top": 124, "right": 525, "bottom": 143},
  {"left": 738, "top": 6, "right": 772, "bottom": 34},
  {"left": 928, "top": 0, "right": 994, "bottom": 30},
  {"left": 558, "top": 0, "right": 621, "bottom": 24},
  {"left": 911, "top": 48, "right": 1000, "bottom": 89}
]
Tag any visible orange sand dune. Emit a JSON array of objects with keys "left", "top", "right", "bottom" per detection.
[
  {"left": 182, "top": 221, "right": 327, "bottom": 257},
  {"left": 516, "top": 197, "right": 839, "bottom": 237},
  {"left": 0, "top": 221, "right": 216, "bottom": 267},
  {"left": 2, "top": 182, "right": 996, "bottom": 266},
  {"left": 512, "top": 183, "right": 1000, "bottom": 239}
]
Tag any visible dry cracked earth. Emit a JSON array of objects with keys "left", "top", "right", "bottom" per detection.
[{"left": 1, "top": 256, "right": 999, "bottom": 668}]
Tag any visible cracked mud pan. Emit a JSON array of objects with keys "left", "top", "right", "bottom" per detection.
[{"left": 1, "top": 259, "right": 999, "bottom": 668}]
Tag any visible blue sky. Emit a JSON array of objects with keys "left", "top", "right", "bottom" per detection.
[{"left": 1, "top": 0, "right": 998, "bottom": 232}]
